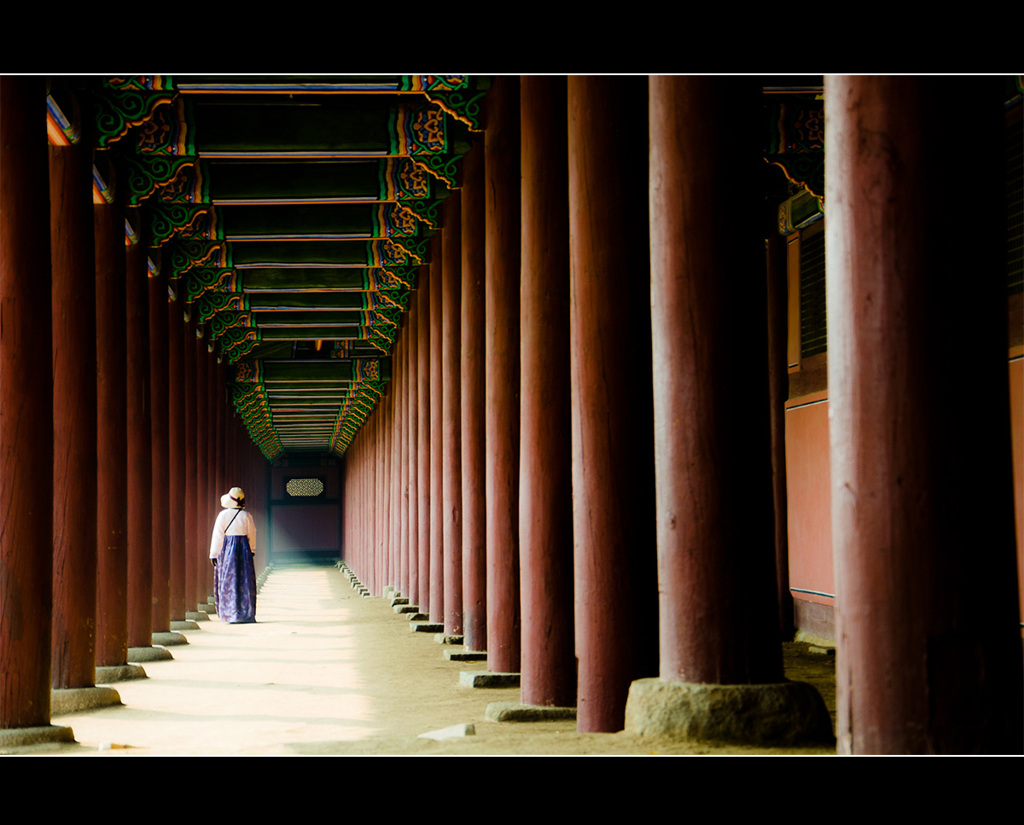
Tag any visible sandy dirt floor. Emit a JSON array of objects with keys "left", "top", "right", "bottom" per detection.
[{"left": 23, "top": 563, "right": 836, "bottom": 756}]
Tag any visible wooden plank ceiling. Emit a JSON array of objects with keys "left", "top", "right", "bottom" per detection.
[
  {"left": 62, "top": 75, "right": 486, "bottom": 460},
  {"left": 46, "top": 75, "right": 843, "bottom": 463}
]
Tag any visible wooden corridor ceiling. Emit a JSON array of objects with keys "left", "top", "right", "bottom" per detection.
[
  {"left": 51, "top": 75, "right": 485, "bottom": 460},
  {"left": 46, "top": 75, "right": 841, "bottom": 463}
]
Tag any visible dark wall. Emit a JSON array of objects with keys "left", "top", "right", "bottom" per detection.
[{"left": 269, "top": 458, "right": 342, "bottom": 560}]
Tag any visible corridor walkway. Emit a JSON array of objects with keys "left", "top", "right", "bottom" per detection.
[{"left": 35, "top": 563, "right": 835, "bottom": 756}]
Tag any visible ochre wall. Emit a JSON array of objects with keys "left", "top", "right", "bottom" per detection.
[
  {"left": 784, "top": 358, "right": 1024, "bottom": 640},
  {"left": 1010, "top": 354, "right": 1023, "bottom": 626},
  {"left": 784, "top": 390, "right": 835, "bottom": 638}
]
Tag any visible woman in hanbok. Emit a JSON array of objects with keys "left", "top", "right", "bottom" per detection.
[{"left": 210, "top": 487, "right": 258, "bottom": 623}]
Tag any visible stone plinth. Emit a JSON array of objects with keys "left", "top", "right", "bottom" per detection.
[
  {"left": 128, "top": 646, "right": 174, "bottom": 663},
  {"left": 96, "top": 664, "right": 147, "bottom": 683},
  {"left": 51, "top": 686, "right": 122, "bottom": 715},
  {"left": 485, "top": 702, "right": 576, "bottom": 722},
  {"left": 460, "top": 671, "right": 519, "bottom": 688},
  {"left": 624, "top": 678, "right": 834, "bottom": 746},
  {"left": 152, "top": 631, "right": 187, "bottom": 646},
  {"left": 0, "top": 725, "right": 75, "bottom": 751}
]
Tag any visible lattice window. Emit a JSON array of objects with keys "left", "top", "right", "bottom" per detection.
[
  {"left": 799, "top": 229, "right": 827, "bottom": 358},
  {"left": 286, "top": 477, "right": 325, "bottom": 498}
]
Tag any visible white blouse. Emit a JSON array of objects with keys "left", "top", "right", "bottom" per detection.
[{"left": 209, "top": 508, "right": 257, "bottom": 558}]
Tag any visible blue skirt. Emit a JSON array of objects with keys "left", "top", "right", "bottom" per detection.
[{"left": 215, "top": 535, "right": 257, "bottom": 623}]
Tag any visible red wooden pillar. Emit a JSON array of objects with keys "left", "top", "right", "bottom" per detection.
[
  {"left": 442, "top": 192, "right": 463, "bottom": 636},
  {"left": 206, "top": 344, "right": 219, "bottom": 599},
  {"left": 207, "top": 349, "right": 219, "bottom": 557},
  {"left": 361, "top": 414, "right": 370, "bottom": 590},
  {"left": 391, "top": 355, "right": 400, "bottom": 591},
  {"left": 370, "top": 411, "right": 380, "bottom": 594},
  {"left": 648, "top": 77, "right": 783, "bottom": 686},
  {"left": 95, "top": 171, "right": 129, "bottom": 668},
  {"left": 416, "top": 266, "right": 431, "bottom": 614},
  {"left": 361, "top": 428, "right": 368, "bottom": 583},
  {"left": 406, "top": 297, "right": 419, "bottom": 606},
  {"left": 149, "top": 266, "right": 171, "bottom": 633},
  {"left": 385, "top": 374, "right": 394, "bottom": 590},
  {"left": 568, "top": 76, "right": 658, "bottom": 732},
  {"left": 183, "top": 314, "right": 199, "bottom": 614},
  {"left": 167, "top": 294, "right": 186, "bottom": 621},
  {"left": 0, "top": 76, "right": 55, "bottom": 729},
  {"left": 125, "top": 212, "right": 154, "bottom": 650},
  {"left": 398, "top": 331, "right": 409, "bottom": 597},
  {"left": 353, "top": 430, "right": 363, "bottom": 578},
  {"left": 485, "top": 77, "right": 521, "bottom": 673},
  {"left": 195, "top": 335, "right": 211, "bottom": 604},
  {"left": 377, "top": 394, "right": 386, "bottom": 592},
  {"left": 519, "top": 76, "right": 575, "bottom": 706},
  {"left": 227, "top": 393, "right": 238, "bottom": 487},
  {"left": 825, "top": 75, "right": 1022, "bottom": 754},
  {"left": 375, "top": 401, "right": 381, "bottom": 587},
  {"left": 766, "top": 229, "right": 794, "bottom": 639},
  {"left": 429, "top": 238, "right": 445, "bottom": 623},
  {"left": 460, "top": 144, "right": 487, "bottom": 652},
  {"left": 50, "top": 112, "right": 99, "bottom": 689},
  {"left": 215, "top": 361, "right": 227, "bottom": 512}
]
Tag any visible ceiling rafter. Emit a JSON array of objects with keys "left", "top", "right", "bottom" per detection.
[{"left": 76, "top": 74, "right": 487, "bottom": 460}]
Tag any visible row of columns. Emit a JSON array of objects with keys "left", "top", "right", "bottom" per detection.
[
  {"left": 341, "top": 75, "right": 1023, "bottom": 752},
  {"left": 0, "top": 77, "right": 270, "bottom": 736}
]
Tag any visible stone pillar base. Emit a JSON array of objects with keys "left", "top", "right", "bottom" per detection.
[
  {"left": 624, "top": 678, "right": 834, "bottom": 747},
  {"left": 152, "top": 631, "right": 188, "bottom": 646},
  {"left": 128, "top": 646, "right": 174, "bottom": 663},
  {"left": 486, "top": 702, "right": 576, "bottom": 722},
  {"left": 460, "top": 671, "right": 519, "bottom": 688},
  {"left": 444, "top": 648, "right": 486, "bottom": 662},
  {"left": 96, "top": 664, "right": 147, "bottom": 683},
  {"left": 434, "top": 633, "right": 464, "bottom": 645},
  {"left": 186, "top": 611, "right": 211, "bottom": 622},
  {"left": 51, "top": 686, "right": 122, "bottom": 715},
  {"left": 0, "top": 725, "right": 76, "bottom": 751}
]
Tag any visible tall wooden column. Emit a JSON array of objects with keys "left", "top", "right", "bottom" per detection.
[
  {"left": 167, "top": 296, "right": 186, "bottom": 620},
  {"left": 648, "top": 77, "right": 783, "bottom": 686},
  {"left": 125, "top": 212, "right": 154, "bottom": 650},
  {"left": 825, "top": 75, "right": 1022, "bottom": 754},
  {"left": 0, "top": 77, "right": 56, "bottom": 729},
  {"left": 207, "top": 346, "right": 219, "bottom": 590},
  {"left": 766, "top": 228, "right": 794, "bottom": 639},
  {"left": 183, "top": 314, "right": 199, "bottom": 613},
  {"left": 391, "top": 368, "right": 399, "bottom": 589},
  {"left": 416, "top": 267, "right": 432, "bottom": 615},
  {"left": 442, "top": 192, "right": 464, "bottom": 636},
  {"left": 484, "top": 77, "right": 521, "bottom": 673},
  {"left": 215, "top": 361, "right": 227, "bottom": 517},
  {"left": 460, "top": 144, "right": 487, "bottom": 652},
  {"left": 406, "top": 297, "right": 419, "bottom": 607},
  {"left": 50, "top": 112, "right": 99, "bottom": 690},
  {"left": 195, "top": 335, "right": 211, "bottom": 604},
  {"left": 519, "top": 76, "right": 575, "bottom": 706},
  {"left": 568, "top": 76, "right": 658, "bottom": 732},
  {"left": 372, "top": 411, "right": 382, "bottom": 594},
  {"left": 398, "top": 331, "right": 410, "bottom": 597},
  {"left": 429, "top": 238, "right": 444, "bottom": 623},
  {"left": 95, "top": 173, "right": 129, "bottom": 668},
  {"left": 149, "top": 267, "right": 171, "bottom": 634},
  {"left": 380, "top": 383, "right": 391, "bottom": 592}
]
